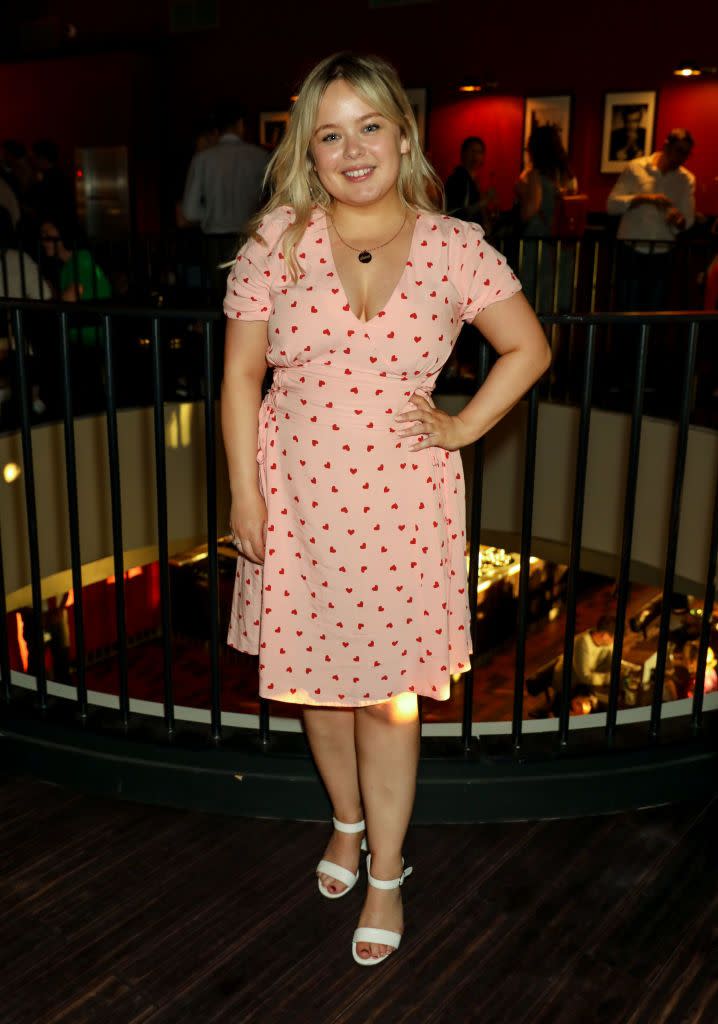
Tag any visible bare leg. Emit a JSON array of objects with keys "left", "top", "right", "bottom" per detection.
[
  {"left": 353, "top": 695, "right": 420, "bottom": 961},
  {"left": 302, "top": 706, "right": 365, "bottom": 895}
]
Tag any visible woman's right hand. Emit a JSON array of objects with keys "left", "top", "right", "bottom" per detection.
[{"left": 229, "top": 489, "right": 267, "bottom": 565}]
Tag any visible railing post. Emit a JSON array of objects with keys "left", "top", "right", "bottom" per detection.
[
  {"left": 102, "top": 314, "right": 130, "bottom": 726},
  {"left": 512, "top": 384, "right": 540, "bottom": 751},
  {"left": 0, "top": 517, "right": 10, "bottom": 703},
  {"left": 605, "top": 323, "right": 649, "bottom": 745},
  {"left": 151, "top": 316, "right": 175, "bottom": 734},
  {"left": 650, "top": 322, "right": 699, "bottom": 740},
  {"left": 203, "top": 319, "right": 222, "bottom": 741},
  {"left": 59, "top": 312, "right": 88, "bottom": 719},
  {"left": 557, "top": 324, "right": 596, "bottom": 749},
  {"left": 12, "top": 309, "right": 47, "bottom": 708},
  {"left": 463, "top": 339, "right": 491, "bottom": 753},
  {"left": 691, "top": 459, "right": 718, "bottom": 731}
]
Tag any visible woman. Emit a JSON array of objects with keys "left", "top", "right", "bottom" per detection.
[
  {"left": 515, "top": 125, "right": 578, "bottom": 314},
  {"left": 221, "top": 52, "right": 550, "bottom": 967}
]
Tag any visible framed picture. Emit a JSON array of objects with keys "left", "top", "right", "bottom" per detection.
[
  {"left": 405, "top": 88, "right": 427, "bottom": 149},
  {"left": 523, "top": 96, "right": 572, "bottom": 168},
  {"left": 601, "top": 91, "right": 656, "bottom": 174},
  {"left": 259, "top": 111, "right": 289, "bottom": 150}
]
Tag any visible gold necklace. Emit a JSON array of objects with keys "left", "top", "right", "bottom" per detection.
[{"left": 329, "top": 211, "right": 408, "bottom": 264}]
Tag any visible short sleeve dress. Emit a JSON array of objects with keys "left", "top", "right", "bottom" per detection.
[{"left": 224, "top": 205, "right": 521, "bottom": 706}]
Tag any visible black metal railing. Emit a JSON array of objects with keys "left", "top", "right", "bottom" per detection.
[
  {"left": 3, "top": 229, "right": 716, "bottom": 314},
  {"left": 0, "top": 298, "right": 717, "bottom": 766}
]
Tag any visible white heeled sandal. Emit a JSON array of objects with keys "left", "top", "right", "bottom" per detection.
[
  {"left": 352, "top": 852, "right": 413, "bottom": 966},
  {"left": 316, "top": 817, "right": 369, "bottom": 899}
]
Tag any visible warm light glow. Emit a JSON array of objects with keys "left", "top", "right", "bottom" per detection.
[
  {"left": 290, "top": 94, "right": 299, "bottom": 103},
  {"left": 393, "top": 691, "right": 419, "bottom": 720},
  {"left": 76, "top": 167, "right": 84, "bottom": 178},
  {"left": 674, "top": 66, "right": 701, "bottom": 76},
  {"left": 166, "top": 404, "right": 193, "bottom": 449},
  {"left": 15, "top": 612, "right": 28, "bottom": 671},
  {"left": 459, "top": 84, "right": 483, "bottom": 93},
  {"left": 106, "top": 567, "right": 144, "bottom": 585},
  {"left": 3, "top": 462, "right": 21, "bottom": 483}
]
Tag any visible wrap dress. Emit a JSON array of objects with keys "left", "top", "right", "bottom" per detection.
[{"left": 224, "top": 205, "right": 521, "bottom": 706}]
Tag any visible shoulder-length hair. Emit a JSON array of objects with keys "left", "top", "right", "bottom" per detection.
[{"left": 245, "top": 51, "right": 443, "bottom": 281}]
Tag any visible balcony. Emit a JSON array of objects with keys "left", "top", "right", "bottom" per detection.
[{"left": 1, "top": 298, "right": 717, "bottom": 823}]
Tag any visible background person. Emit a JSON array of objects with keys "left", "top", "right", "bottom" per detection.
[
  {"left": 444, "top": 136, "right": 496, "bottom": 228},
  {"left": 676, "top": 643, "right": 716, "bottom": 700},
  {"left": 179, "top": 100, "right": 269, "bottom": 298},
  {"left": 28, "top": 140, "right": 76, "bottom": 238},
  {"left": 40, "top": 217, "right": 111, "bottom": 412},
  {"left": 606, "top": 128, "right": 695, "bottom": 311},
  {"left": 0, "top": 215, "right": 52, "bottom": 422},
  {"left": 515, "top": 124, "right": 578, "bottom": 314},
  {"left": 553, "top": 615, "right": 640, "bottom": 696}
]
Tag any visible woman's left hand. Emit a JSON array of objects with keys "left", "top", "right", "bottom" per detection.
[{"left": 394, "top": 393, "right": 473, "bottom": 452}]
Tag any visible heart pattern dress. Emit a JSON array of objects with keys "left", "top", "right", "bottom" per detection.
[{"left": 223, "top": 205, "right": 521, "bottom": 706}]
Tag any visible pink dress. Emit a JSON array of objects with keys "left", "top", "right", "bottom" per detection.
[{"left": 223, "top": 205, "right": 521, "bottom": 707}]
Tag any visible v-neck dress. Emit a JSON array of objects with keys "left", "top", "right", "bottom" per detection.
[{"left": 223, "top": 205, "right": 521, "bottom": 706}]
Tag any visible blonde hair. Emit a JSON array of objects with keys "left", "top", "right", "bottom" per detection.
[{"left": 245, "top": 51, "right": 443, "bottom": 281}]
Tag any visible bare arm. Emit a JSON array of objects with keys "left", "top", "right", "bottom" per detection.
[
  {"left": 607, "top": 165, "right": 672, "bottom": 215},
  {"left": 573, "top": 634, "right": 611, "bottom": 688},
  {"left": 516, "top": 169, "right": 543, "bottom": 223},
  {"left": 669, "top": 173, "right": 695, "bottom": 232},
  {"left": 395, "top": 291, "right": 551, "bottom": 450},
  {"left": 221, "top": 318, "right": 270, "bottom": 564}
]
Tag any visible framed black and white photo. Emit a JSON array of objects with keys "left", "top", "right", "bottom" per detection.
[
  {"left": 405, "top": 88, "right": 427, "bottom": 149},
  {"left": 601, "top": 91, "right": 656, "bottom": 173},
  {"left": 523, "top": 95, "right": 572, "bottom": 168},
  {"left": 259, "top": 111, "right": 289, "bottom": 150}
]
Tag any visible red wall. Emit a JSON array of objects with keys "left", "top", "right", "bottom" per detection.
[
  {"left": 2, "top": 0, "right": 717, "bottom": 229},
  {"left": 428, "top": 97, "right": 524, "bottom": 213},
  {"left": 429, "top": 79, "right": 718, "bottom": 217}
]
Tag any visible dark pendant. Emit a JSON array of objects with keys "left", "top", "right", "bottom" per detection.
[{"left": 358, "top": 250, "right": 372, "bottom": 264}]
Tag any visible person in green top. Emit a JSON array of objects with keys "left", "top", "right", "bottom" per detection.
[
  {"left": 40, "top": 217, "right": 111, "bottom": 335},
  {"left": 40, "top": 218, "right": 112, "bottom": 410}
]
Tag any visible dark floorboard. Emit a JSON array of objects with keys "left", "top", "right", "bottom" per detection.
[{"left": 1, "top": 773, "right": 718, "bottom": 1023}]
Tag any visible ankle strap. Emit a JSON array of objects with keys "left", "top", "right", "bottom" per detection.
[
  {"left": 366, "top": 853, "right": 413, "bottom": 889},
  {"left": 332, "top": 816, "right": 366, "bottom": 834}
]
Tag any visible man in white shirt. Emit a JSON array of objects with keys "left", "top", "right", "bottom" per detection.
[
  {"left": 179, "top": 106, "right": 268, "bottom": 235},
  {"left": 607, "top": 129, "right": 695, "bottom": 310},
  {"left": 553, "top": 615, "right": 639, "bottom": 696},
  {"left": 179, "top": 102, "right": 268, "bottom": 299}
]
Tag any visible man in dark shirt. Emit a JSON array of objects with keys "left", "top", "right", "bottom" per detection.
[
  {"left": 445, "top": 136, "right": 486, "bottom": 224},
  {"left": 28, "top": 139, "right": 76, "bottom": 230}
]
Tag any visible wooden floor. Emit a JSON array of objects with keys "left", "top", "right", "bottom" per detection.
[{"left": 3, "top": 775, "right": 718, "bottom": 1023}]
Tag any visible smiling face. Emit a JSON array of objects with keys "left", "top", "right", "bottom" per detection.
[{"left": 309, "top": 78, "right": 409, "bottom": 209}]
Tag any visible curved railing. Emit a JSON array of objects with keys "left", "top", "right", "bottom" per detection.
[{"left": 1, "top": 299, "right": 717, "bottom": 821}]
